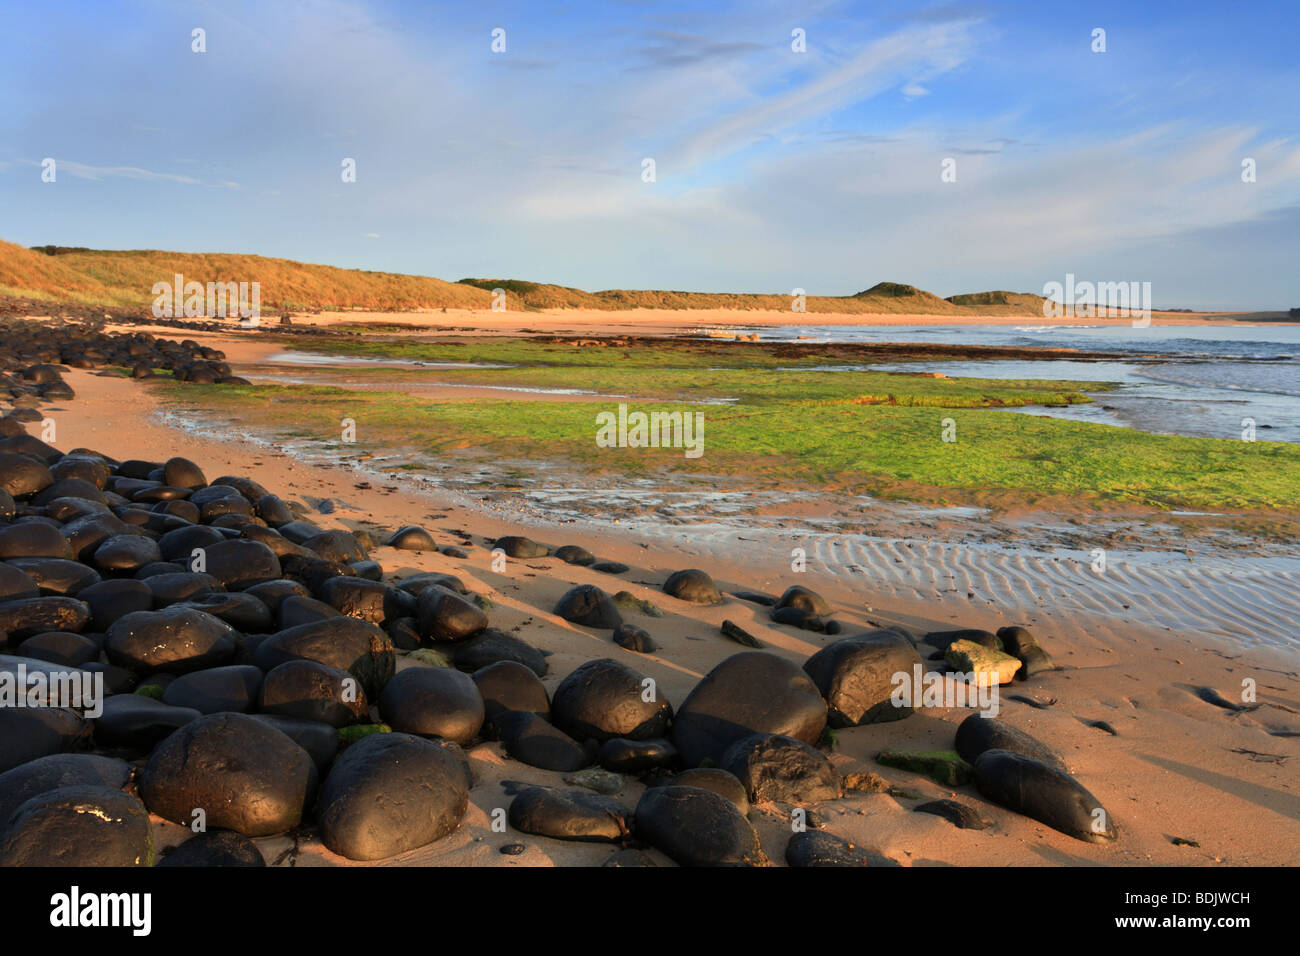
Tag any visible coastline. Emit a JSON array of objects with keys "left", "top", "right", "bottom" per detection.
[
  {"left": 256, "top": 307, "right": 1300, "bottom": 335},
  {"left": 36, "top": 362, "right": 1300, "bottom": 866}
]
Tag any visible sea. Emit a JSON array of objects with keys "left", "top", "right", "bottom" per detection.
[{"left": 734, "top": 323, "right": 1300, "bottom": 444}]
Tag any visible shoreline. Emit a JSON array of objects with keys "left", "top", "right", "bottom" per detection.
[
  {"left": 31, "top": 362, "right": 1300, "bottom": 866},
  {"left": 251, "top": 307, "right": 1300, "bottom": 334}
]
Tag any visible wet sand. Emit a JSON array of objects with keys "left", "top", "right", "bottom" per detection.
[{"left": 39, "top": 361, "right": 1300, "bottom": 866}]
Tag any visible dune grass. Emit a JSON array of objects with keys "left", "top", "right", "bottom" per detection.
[{"left": 4, "top": 239, "right": 1054, "bottom": 315}]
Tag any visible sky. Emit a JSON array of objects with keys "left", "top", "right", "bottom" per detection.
[{"left": 1, "top": 0, "right": 1297, "bottom": 310}]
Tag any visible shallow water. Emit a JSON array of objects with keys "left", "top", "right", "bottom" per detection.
[{"left": 755, "top": 325, "right": 1300, "bottom": 444}]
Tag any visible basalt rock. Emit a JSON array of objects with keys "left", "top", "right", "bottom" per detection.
[
  {"left": 662, "top": 569, "right": 722, "bottom": 605},
  {"left": 492, "top": 535, "right": 548, "bottom": 559},
  {"left": 0, "top": 785, "right": 154, "bottom": 867},
  {"left": 720, "top": 733, "right": 843, "bottom": 803},
  {"left": 954, "top": 714, "right": 1068, "bottom": 773},
  {"left": 417, "top": 586, "right": 488, "bottom": 643},
  {"left": 385, "top": 525, "right": 436, "bottom": 550},
  {"left": 973, "top": 749, "right": 1117, "bottom": 843},
  {"left": 314, "top": 731, "right": 471, "bottom": 861},
  {"left": 259, "top": 660, "right": 370, "bottom": 727},
  {"left": 252, "top": 617, "right": 394, "bottom": 699},
  {"left": 139, "top": 713, "right": 318, "bottom": 837},
  {"left": 508, "top": 786, "right": 632, "bottom": 843},
  {"left": 554, "top": 584, "right": 623, "bottom": 629},
  {"left": 105, "top": 607, "right": 237, "bottom": 674},
  {"left": 378, "top": 666, "right": 484, "bottom": 745},
  {"left": 634, "top": 785, "right": 767, "bottom": 867},
  {"left": 802, "top": 629, "right": 923, "bottom": 727},
  {"left": 673, "top": 651, "right": 827, "bottom": 768},
  {"left": 156, "top": 829, "right": 265, "bottom": 867},
  {"left": 551, "top": 658, "right": 672, "bottom": 743}
]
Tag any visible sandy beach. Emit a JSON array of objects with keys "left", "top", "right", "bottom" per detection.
[
  {"left": 17, "top": 335, "right": 1296, "bottom": 867},
  {"left": 226, "top": 307, "right": 1297, "bottom": 337}
]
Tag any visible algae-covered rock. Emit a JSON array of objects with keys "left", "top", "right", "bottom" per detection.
[
  {"left": 875, "top": 748, "right": 973, "bottom": 786},
  {"left": 337, "top": 723, "right": 391, "bottom": 749},
  {"left": 613, "top": 591, "right": 663, "bottom": 617},
  {"left": 564, "top": 767, "right": 624, "bottom": 796},
  {"left": 945, "top": 639, "right": 1021, "bottom": 684},
  {"left": 407, "top": 647, "right": 453, "bottom": 668}
]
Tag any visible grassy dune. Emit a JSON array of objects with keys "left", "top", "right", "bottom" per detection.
[{"left": 4, "top": 240, "right": 1052, "bottom": 315}]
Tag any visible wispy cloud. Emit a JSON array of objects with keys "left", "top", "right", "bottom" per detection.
[{"left": 36, "top": 160, "right": 201, "bottom": 185}]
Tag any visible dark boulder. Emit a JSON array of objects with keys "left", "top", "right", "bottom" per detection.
[
  {"left": 997, "top": 625, "right": 1056, "bottom": 679},
  {"left": 493, "top": 535, "right": 548, "bottom": 558},
  {"left": 508, "top": 786, "right": 632, "bottom": 843},
  {"left": 77, "top": 578, "right": 153, "bottom": 630},
  {"left": 417, "top": 586, "right": 488, "bottom": 642},
  {"left": 775, "top": 585, "right": 831, "bottom": 616},
  {"left": 163, "top": 665, "right": 265, "bottom": 714},
  {"left": 105, "top": 607, "right": 237, "bottom": 674},
  {"left": 385, "top": 525, "right": 436, "bottom": 550},
  {"left": 634, "top": 785, "right": 767, "bottom": 867},
  {"left": 495, "top": 710, "right": 592, "bottom": 772},
  {"left": 0, "top": 753, "right": 133, "bottom": 825},
  {"left": 259, "top": 660, "right": 370, "bottom": 727},
  {"left": 253, "top": 617, "right": 394, "bottom": 699},
  {"left": 452, "top": 629, "right": 547, "bottom": 676},
  {"left": 554, "top": 584, "right": 623, "bottom": 629},
  {"left": 378, "top": 666, "right": 484, "bottom": 745},
  {"left": 0, "top": 452, "right": 53, "bottom": 498},
  {"left": 785, "top": 831, "right": 899, "bottom": 867},
  {"left": 954, "top": 714, "right": 1068, "bottom": 772},
  {"left": 720, "top": 733, "right": 842, "bottom": 803},
  {"left": 0, "top": 596, "right": 90, "bottom": 639},
  {"left": 551, "top": 658, "right": 672, "bottom": 743},
  {"left": 157, "top": 829, "right": 264, "bottom": 867},
  {"left": 554, "top": 545, "right": 595, "bottom": 566},
  {"left": 0, "top": 785, "right": 153, "bottom": 866},
  {"left": 598, "top": 737, "right": 677, "bottom": 773},
  {"left": 200, "top": 539, "right": 281, "bottom": 590},
  {"left": 803, "top": 629, "right": 923, "bottom": 727},
  {"left": 139, "top": 713, "right": 318, "bottom": 836},
  {"left": 94, "top": 695, "right": 202, "bottom": 751},
  {"left": 673, "top": 651, "right": 827, "bottom": 768},
  {"left": 973, "top": 749, "right": 1117, "bottom": 843},
  {"left": 314, "top": 732, "right": 470, "bottom": 861},
  {"left": 4, "top": 557, "right": 99, "bottom": 596},
  {"left": 473, "top": 660, "right": 549, "bottom": 730},
  {"left": 612, "top": 623, "right": 657, "bottom": 653},
  {"left": 0, "top": 522, "right": 74, "bottom": 559},
  {"left": 662, "top": 569, "right": 722, "bottom": 605},
  {"left": 320, "top": 575, "right": 415, "bottom": 626},
  {"left": 0, "top": 705, "right": 90, "bottom": 773}
]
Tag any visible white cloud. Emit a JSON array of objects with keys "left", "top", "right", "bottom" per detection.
[{"left": 41, "top": 160, "right": 200, "bottom": 184}]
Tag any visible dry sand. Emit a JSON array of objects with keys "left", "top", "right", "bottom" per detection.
[
  {"left": 164, "top": 306, "right": 1292, "bottom": 337},
  {"left": 35, "top": 358, "right": 1299, "bottom": 868}
]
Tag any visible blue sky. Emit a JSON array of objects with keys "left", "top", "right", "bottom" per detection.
[{"left": 1, "top": 0, "right": 1297, "bottom": 309}]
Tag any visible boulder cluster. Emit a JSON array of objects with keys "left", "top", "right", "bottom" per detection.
[{"left": 1, "top": 319, "right": 251, "bottom": 387}]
